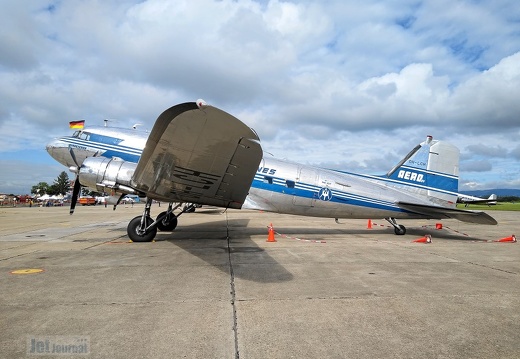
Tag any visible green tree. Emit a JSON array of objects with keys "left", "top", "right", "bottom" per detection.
[
  {"left": 51, "top": 171, "right": 70, "bottom": 195},
  {"left": 31, "top": 182, "right": 50, "bottom": 195}
]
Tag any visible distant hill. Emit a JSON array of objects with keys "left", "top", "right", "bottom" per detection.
[{"left": 461, "top": 189, "right": 520, "bottom": 198}]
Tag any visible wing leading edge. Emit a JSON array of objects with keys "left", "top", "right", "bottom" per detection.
[
  {"left": 132, "top": 102, "right": 262, "bottom": 208},
  {"left": 397, "top": 202, "right": 498, "bottom": 225}
]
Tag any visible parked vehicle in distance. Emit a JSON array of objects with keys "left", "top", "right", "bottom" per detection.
[{"left": 79, "top": 196, "right": 96, "bottom": 206}]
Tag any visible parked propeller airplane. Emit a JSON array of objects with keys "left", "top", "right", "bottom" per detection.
[
  {"left": 458, "top": 193, "right": 498, "bottom": 207},
  {"left": 46, "top": 100, "right": 497, "bottom": 242}
]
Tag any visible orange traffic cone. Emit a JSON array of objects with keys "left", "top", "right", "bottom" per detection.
[
  {"left": 267, "top": 223, "right": 276, "bottom": 242},
  {"left": 367, "top": 219, "right": 373, "bottom": 229},
  {"left": 495, "top": 234, "right": 516, "bottom": 243},
  {"left": 412, "top": 234, "right": 432, "bottom": 243}
]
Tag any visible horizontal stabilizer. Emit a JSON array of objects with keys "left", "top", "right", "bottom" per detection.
[{"left": 397, "top": 202, "right": 498, "bottom": 225}]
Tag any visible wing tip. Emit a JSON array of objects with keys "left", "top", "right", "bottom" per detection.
[{"left": 196, "top": 99, "right": 208, "bottom": 109}]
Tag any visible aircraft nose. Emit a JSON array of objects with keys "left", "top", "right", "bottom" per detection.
[
  {"left": 46, "top": 138, "right": 65, "bottom": 155},
  {"left": 46, "top": 139, "right": 74, "bottom": 167}
]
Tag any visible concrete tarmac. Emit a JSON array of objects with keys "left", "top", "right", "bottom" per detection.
[{"left": 0, "top": 205, "right": 519, "bottom": 358}]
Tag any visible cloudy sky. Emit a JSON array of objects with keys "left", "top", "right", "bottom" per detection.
[{"left": 1, "top": 0, "right": 519, "bottom": 195}]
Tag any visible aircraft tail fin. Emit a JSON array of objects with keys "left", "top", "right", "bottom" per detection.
[{"left": 386, "top": 136, "right": 459, "bottom": 207}]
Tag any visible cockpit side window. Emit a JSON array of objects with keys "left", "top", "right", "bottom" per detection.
[
  {"left": 72, "top": 131, "right": 80, "bottom": 138},
  {"left": 79, "top": 132, "right": 90, "bottom": 140}
]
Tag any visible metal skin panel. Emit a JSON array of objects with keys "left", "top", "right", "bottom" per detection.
[
  {"left": 79, "top": 157, "right": 137, "bottom": 193},
  {"left": 245, "top": 156, "right": 425, "bottom": 219},
  {"left": 46, "top": 127, "right": 146, "bottom": 169},
  {"left": 132, "top": 102, "right": 262, "bottom": 208},
  {"left": 385, "top": 137, "right": 459, "bottom": 207},
  {"left": 244, "top": 155, "right": 496, "bottom": 225}
]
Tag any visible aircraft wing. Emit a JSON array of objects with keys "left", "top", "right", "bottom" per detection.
[
  {"left": 132, "top": 102, "right": 262, "bottom": 209},
  {"left": 397, "top": 202, "right": 498, "bottom": 225}
]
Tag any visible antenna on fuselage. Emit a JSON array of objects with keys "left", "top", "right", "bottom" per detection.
[{"left": 103, "top": 119, "right": 117, "bottom": 127}]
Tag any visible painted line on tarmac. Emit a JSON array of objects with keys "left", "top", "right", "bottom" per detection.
[{"left": 10, "top": 268, "right": 45, "bottom": 275}]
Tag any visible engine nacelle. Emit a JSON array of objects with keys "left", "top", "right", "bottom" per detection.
[{"left": 79, "top": 157, "right": 138, "bottom": 195}]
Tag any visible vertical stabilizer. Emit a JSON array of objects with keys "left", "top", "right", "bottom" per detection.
[{"left": 386, "top": 136, "right": 459, "bottom": 207}]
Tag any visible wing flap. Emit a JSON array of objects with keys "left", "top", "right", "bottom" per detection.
[
  {"left": 397, "top": 202, "right": 498, "bottom": 225},
  {"left": 132, "top": 102, "right": 262, "bottom": 208}
]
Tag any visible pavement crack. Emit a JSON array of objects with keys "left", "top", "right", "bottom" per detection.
[
  {"left": 225, "top": 211, "right": 240, "bottom": 359},
  {"left": 466, "top": 261, "right": 518, "bottom": 275},
  {"left": 0, "top": 249, "right": 41, "bottom": 261}
]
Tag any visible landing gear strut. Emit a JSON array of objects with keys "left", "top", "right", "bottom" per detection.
[
  {"left": 126, "top": 201, "right": 197, "bottom": 242},
  {"left": 127, "top": 198, "right": 157, "bottom": 242},
  {"left": 385, "top": 217, "right": 406, "bottom": 235}
]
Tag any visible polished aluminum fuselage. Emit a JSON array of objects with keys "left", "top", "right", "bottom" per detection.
[
  {"left": 46, "top": 126, "right": 434, "bottom": 220},
  {"left": 46, "top": 126, "right": 146, "bottom": 169},
  {"left": 244, "top": 156, "right": 430, "bottom": 219}
]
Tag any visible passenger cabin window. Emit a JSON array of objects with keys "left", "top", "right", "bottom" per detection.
[
  {"left": 286, "top": 180, "right": 295, "bottom": 188},
  {"left": 263, "top": 176, "right": 273, "bottom": 184}
]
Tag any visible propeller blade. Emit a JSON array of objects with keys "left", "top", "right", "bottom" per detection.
[
  {"left": 70, "top": 177, "right": 81, "bottom": 215},
  {"left": 68, "top": 147, "right": 82, "bottom": 215},
  {"left": 69, "top": 147, "right": 80, "bottom": 167}
]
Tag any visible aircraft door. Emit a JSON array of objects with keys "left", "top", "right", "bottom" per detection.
[{"left": 293, "top": 166, "right": 318, "bottom": 207}]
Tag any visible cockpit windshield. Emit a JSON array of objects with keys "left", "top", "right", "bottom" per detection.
[{"left": 71, "top": 131, "right": 90, "bottom": 140}]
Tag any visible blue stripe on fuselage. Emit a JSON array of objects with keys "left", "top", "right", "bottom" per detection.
[
  {"left": 332, "top": 169, "right": 459, "bottom": 197},
  {"left": 386, "top": 165, "right": 458, "bottom": 192},
  {"left": 251, "top": 174, "right": 404, "bottom": 213},
  {"left": 60, "top": 137, "right": 142, "bottom": 163}
]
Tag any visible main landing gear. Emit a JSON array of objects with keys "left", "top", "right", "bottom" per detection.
[
  {"left": 385, "top": 217, "right": 406, "bottom": 235},
  {"left": 126, "top": 200, "right": 196, "bottom": 242}
]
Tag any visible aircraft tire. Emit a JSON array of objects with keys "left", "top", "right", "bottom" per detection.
[
  {"left": 394, "top": 225, "right": 406, "bottom": 235},
  {"left": 156, "top": 211, "right": 178, "bottom": 231},
  {"left": 127, "top": 216, "right": 157, "bottom": 242}
]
